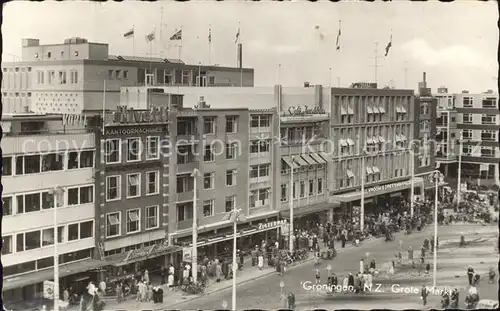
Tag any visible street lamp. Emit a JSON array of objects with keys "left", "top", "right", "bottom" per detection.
[
  {"left": 457, "top": 131, "right": 463, "bottom": 206},
  {"left": 191, "top": 168, "right": 200, "bottom": 283},
  {"left": 49, "top": 185, "right": 65, "bottom": 311},
  {"left": 430, "top": 170, "right": 443, "bottom": 288},
  {"left": 222, "top": 207, "right": 246, "bottom": 311},
  {"left": 410, "top": 141, "right": 415, "bottom": 218},
  {"left": 289, "top": 156, "right": 295, "bottom": 253}
]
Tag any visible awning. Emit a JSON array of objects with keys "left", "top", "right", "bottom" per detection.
[
  {"left": 280, "top": 202, "right": 338, "bottom": 218},
  {"left": 311, "top": 153, "right": 326, "bottom": 164},
  {"left": 347, "top": 139, "right": 355, "bottom": 146},
  {"left": 3, "top": 259, "right": 109, "bottom": 291},
  {"left": 347, "top": 107, "right": 354, "bottom": 114},
  {"left": 346, "top": 170, "right": 354, "bottom": 178},
  {"left": 108, "top": 244, "right": 182, "bottom": 267},
  {"left": 301, "top": 154, "right": 317, "bottom": 165},
  {"left": 366, "top": 167, "right": 374, "bottom": 174},
  {"left": 319, "top": 152, "right": 331, "bottom": 162},
  {"left": 340, "top": 107, "right": 347, "bottom": 115},
  {"left": 372, "top": 106, "right": 380, "bottom": 114},
  {"left": 340, "top": 139, "right": 348, "bottom": 147},
  {"left": 379, "top": 136, "right": 386, "bottom": 143},
  {"left": 396, "top": 106, "right": 402, "bottom": 113},
  {"left": 400, "top": 106, "right": 407, "bottom": 113},
  {"left": 378, "top": 106, "right": 386, "bottom": 114},
  {"left": 366, "top": 138, "right": 374, "bottom": 144},
  {"left": 282, "top": 156, "right": 300, "bottom": 169},
  {"left": 372, "top": 166, "right": 380, "bottom": 174},
  {"left": 372, "top": 136, "right": 379, "bottom": 143},
  {"left": 367, "top": 106, "right": 374, "bottom": 114},
  {"left": 294, "top": 156, "right": 309, "bottom": 167}
]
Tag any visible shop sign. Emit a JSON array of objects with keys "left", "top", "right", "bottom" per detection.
[
  {"left": 105, "top": 106, "right": 169, "bottom": 125},
  {"left": 182, "top": 247, "right": 192, "bottom": 262},
  {"left": 62, "top": 113, "right": 87, "bottom": 127},
  {"left": 105, "top": 125, "right": 165, "bottom": 137},
  {"left": 286, "top": 105, "right": 325, "bottom": 116},
  {"left": 125, "top": 245, "right": 156, "bottom": 262},
  {"left": 258, "top": 219, "right": 287, "bottom": 230},
  {"left": 366, "top": 181, "right": 410, "bottom": 194},
  {"left": 43, "top": 280, "right": 55, "bottom": 299}
]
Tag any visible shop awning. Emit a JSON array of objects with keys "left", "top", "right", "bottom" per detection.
[
  {"left": 340, "top": 139, "right": 348, "bottom": 147},
  {"left": 347, "top": 139, "right": 355, "bottom": 146},
  {"left": 280, "top": 202, "right": 338, "bottom": 218},
  {"left": 340, "top": 107, "right": 347, "bottom": 115},
  {"left": 366, "top": 167, "right": 374, "bottom": 174},
  {"left": 372, "top": 136, "right": 380, "bottom": 143},
  {"left": 3, "top": 259, "right": 109, "bottom": 291},
  {"left": 282, "top": 156, "right": 300, "bottom": 169},
  {"left": 301, "top": 154, "right": 317, "bottom": 165},
  {"left": 294, "top": 156, "right": 309, "bottom": 167},
  {"left": 347, "top": 107, "right": 354, "bottom": 115},
  {"left": 346, "top": 170, "right": 354, "bottom": 178},
  {"left": 378, "top": 106, "right": 386, "bottom": 114},
  {"left": 372, "top": 166, "right": 380, "bottom": 174},
  {"left": 319, "top": 152, "right": 331, "bottom": 162},
  {"left": 396, "top": 106, "right": 402, "bottom": 113},
  {"left": 108, "top": 244, "right": 182, "bottom": 267},
  {"left": 400, "top": 106, "right": 407, "bottom": 113},
  {"left": 367, "top": 106, "right": 374, "bottom": 114},
  {"left": 395, "top": 135, "right": 402, "bottom": 142},
  {"left": 378, "top": 136, "right": 386, "bottom": 143},
  {"left": 366, "top": 138, "right": 374, "bottom": 144},
  {"left": 373, "top": 106, "right": 380, "bottom": 114},
  {"left": 311, "top": 153, "right": 326, "bottom": 164}
]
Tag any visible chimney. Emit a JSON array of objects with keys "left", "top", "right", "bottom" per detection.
[
  {"left": 423, "top": 72, "right": 426, "bottom": 83},
  {"left": 237, "top": 43, "right": 242, "bottom": 69}
]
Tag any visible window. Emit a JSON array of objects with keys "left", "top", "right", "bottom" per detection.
[
  {"left": 106, "top": 212, "right": 121, "bottom": 237},
  {"left": 126, "top": 209, "right": 140, "bottom": 233},
  {"left": 463, "top": 97, "right": 473, "bottom": 107},
  {"left": 108, "top": 70, "right": 113, "bottom": 79},
  {"left": 481, "top": 114, "right": 496, "bottom": 125},
  {"left": 481, "top": 147, "right": 495, "bottom": 157},
  {"left": 80, "top": 185, "right": 94, "bottom": 204},
  {"left": 177, "top": 202, "right": 193, "bottom": 221},
  {"left": 250, "top": 140, "right": 270, "bottom": 154},
  {"left": 25, "top": 193, "right": 41, "bottom": 213},
  {"left": 146, "top": 171, "right": 159, "bottom": 195},
  {"left": 2, "top": 236, "right": 12, "bottom": 255},
  {"left": 41, "top": 191, "right": 54, "bottom": 210},
  {"left": 123, "top": 70, "right": 128, "bottom": 79},
  {"left": 47, "top": 71, "right": 55, "bottom": 84},
  {"left": 462, "top": 113, "right": 472, "bottom": 124},
  {"left": 41, "top": 153, "right": 64, "bottom": 172},
  {"left": 250, "top": 188, "right": 270, "bottom": 208},
  {"left": 203, "top": 117, "right": 216, "bottom": 134},
  {"left": 204, "top": 144, "right": 215, "bottom": 162},
  {"left": 281, "top": 184, "right": 288, "bottom": 202},
  {"left": 225, "top": 196, "right": 236, "bottom": 212},
  {"left": 68, "top": 224, "right": 79, "bottom": 241},
  {"left": 481, "top": 130, "right": 496, "bottom": 141},
  {"left": 317, "top": 178, "right": 323, "bottom": 194},
  {"left": 2, "top": 156, "right": 12, "bottom": 176},
  {"left": 106, "top": 139, "right": 121, "bottom": 163},
  {"left": 250, "top": 164, "right": 270, "bottom": 179},
  {"left": 106, "top": 175, "right": 121, "bottom": 201},
  {"left": 16, "top": 233, "right": 24, "bottom": 252},
  {"left": 36, "top": 71, "right": 44, "bottom": 84},
  {"left": 24, "top": 155, "right": 41, "bottom": 174},
  {"left": 309, "top": 180, "right": 315, "bottom": 196},
  {"left": 25, "top": 231, "right": 41, "bottom": 250},
  {"left": 203, "top": 199, "right": 214, "bottom": 217},
  {"left": 293, "top": 182, "right": 297, "bottom": 198},
  {"left": 204, "top": 172, "right": 215, "bottom": 189},
  {"left": 462, "top": 129, "right": 472, "bottom": 140},
  {"left": 127, "top": 173, "right": 141, "bottom": 198},
  {"left": 177, "top": 145, "right": 196, "bottom": 164},
  {"left": 226, "top": 116, "right": 238, "bottom": 133},
  {"left": 80, "top": 221, "right": 93, "bottom": 239},
  {"left": 226, "top": 169, "right": 236, "bottom": 186},
  {"left": 115, "top": 70, "right": 121, "bottom": 79},
  {"left": 146, "top": 136, "right": 160, "bottom": 160},
  {"left": 299, "top": 181, "right": 306, "bottom": 198},
  {"left": 41, "top": 228, "right": 55, "bottom": 246},
  {"left": 58, "top": 71, "right": 67, "bottom": 84},
  {"left": 419, "top": 120, "right": 430, "bottom": 132},
  {"left": 127, "top": 138, "right": 140, "bottom": 162},
  {"left": 3, "top": 197, "right": 12, "bottom": 216},
  {"left": 67, "top": 150, "right": 94, "bottom": 169},
  {"left": 68, "top": 187, "right": 79, "bottom": 205},
  {"left": 226, "top": 142, "right": 238, "bottom": 159},
  {"left": 146, "top": 205, "right": 159, "bottom": 229},
  {"left": 462, "top": 146, "right": 472, "bottom": 155},
  {"left": 250, "top": 115, "right": 271, "bottom": 128},
  {"left": 70, "top": 70, "right": 78, "bottom": 84},
  {"left": 420, "top": 103, "right": 429, "bottom": 115},
  {"left": 482, "top": 97, "right": 497, "bottom": 108}
]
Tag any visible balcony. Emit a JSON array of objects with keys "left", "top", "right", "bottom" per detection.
[{"left": 177, "top": 219, "right": 193, "bottom": 231}]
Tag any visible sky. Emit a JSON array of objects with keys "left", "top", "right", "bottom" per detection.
[{"left": 2, "top": 0, "right": 498, "bottom": 93}]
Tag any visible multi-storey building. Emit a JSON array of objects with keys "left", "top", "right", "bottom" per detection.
[
  {"left": 328, "top": 84, "right": 425, "bottom": 220},
  {"left": 1, "top": 114, "right": 100, "bottom": 302},
  {"left": 436, "top": 90, "right": 500, "bottom": 185},
  {"left": 413, "top": 73, "right": 439, "bottom": 196},
  {"left": 1, "top": 37, "right": 254, "bottom": 114}
]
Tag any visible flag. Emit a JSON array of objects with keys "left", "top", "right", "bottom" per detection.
[
  {"left": 123, "top": 29, "right": 134, "bottom": 39},
  {"left": 336, "top": 28, "right": 341, "bottom": 51},
  {"left": 170, "top": 29, "right": 182, "bottom": 41},
  {"left": 235, "top": 28, "right": 240, "bottom": 44},
  {"left": 385, "top": 34, "right": 392, "bottom": 57},
  {"left": 146, "top": 31, "right": 155, "bottom": 42},
  {"left": 208, "top": 27, "right": 212, "bottom": 43}
]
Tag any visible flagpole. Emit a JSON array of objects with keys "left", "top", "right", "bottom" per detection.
[
  {"left": 208, "top": 24, "right": 212, "bottom": 66},
  {"left": 132, "top": 25, "right": 136, "bottom": 56},
  {"left": 178, "top": 25, "right": 183, "bottom": 61},
  {"left": 160, "top": 6, "right": 163, "bottom": 57}
]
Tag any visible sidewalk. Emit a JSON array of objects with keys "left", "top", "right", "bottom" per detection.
[{"left": 89, "top": 238, "right": 377, "bottom": 311}]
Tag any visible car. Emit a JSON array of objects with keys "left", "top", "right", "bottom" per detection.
[{"left": 477, "top": 299, "right": 499, "bottom": 309}]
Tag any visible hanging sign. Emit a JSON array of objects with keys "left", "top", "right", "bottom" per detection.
[
  {"left": 43, "top": 280, "right": 55, "bottom": 299},
  {"left": 182, "top": 247, "right": 192, "bottom": 262}
]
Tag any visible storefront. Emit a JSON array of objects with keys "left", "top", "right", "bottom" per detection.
[
  {"left": 279, "top": 201, "right": 338, "bottom": 229},
  {"left": 416, "top": 172, "right": 448, "bottom": 201},
  {"left": 173, "top": 216, "right": 287, "bottom": 261},
  {"left": 329, "top": 178, "right": 424, "bottom": 221}
]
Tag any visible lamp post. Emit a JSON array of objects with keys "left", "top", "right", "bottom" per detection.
[
  {"left": 191, "top": 168, "right": 200, "bottom": 283},
  {"left": 50, "top": 185, "right": 64, "bottom": 311},
  {"left": 223, "top": 207, "right": 246, "bottom": 311},
  {"left": 410, "top": 142, "right": 415, "bottom": 218},
  {"left": 457, "top": 131, "right": 463, "bottom": 206},
  {"left": 289, "top": 156, "right": 295, "bottom": 253},
  {"left": 431, "top": 170, "right": 442, "bottom": 288},
  {"left": 360, "top": 147, "right": 365, "bottom": 232}
]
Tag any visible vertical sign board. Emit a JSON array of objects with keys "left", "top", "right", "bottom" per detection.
[
  {"left": 182, "top": 247, "right": 192, "bottom": 262},
  {"left": 43, "top": 280, "right": 55, "bottom": 299}
]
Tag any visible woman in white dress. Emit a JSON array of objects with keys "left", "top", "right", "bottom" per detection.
[
  {"left": 167, "top": 272, "right": 174, "bottom": 290},
  {"left": 258, "top": 252, "right": 264, "bottom": 270}
]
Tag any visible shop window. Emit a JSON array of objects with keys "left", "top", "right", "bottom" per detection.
[
  {"left": 80, "top": 221, "right": 93, "bottom": 239},
  {"left": 2, "top": 235, "right": 12, "bottom": 255},
  {"left": 106, "top": 175, "right": 121, "bottom": 201},
  {"left": 2, "top": 156, "right": 12, "bottom": 175},
  {"left": 68, "top": 224, "right": 79, "bottom": 241},
  {"left": 106, "top": 139, "right": 121, "bottom": 164},
  {"left": 25, "top": 230, "right": 41, "bottom": 250},
  {"left": 127, "top": 173, "right": 141, "bottom": 198},
  {"left": 3, "top": 196, "right": 12, "bottom": 216},
  {"left": 146, "top": 171, "right": 159, "bottom": 195},
  {"left": 146, "top": 205, "right": 159, "bottom": 229},
  {"left": 127, "top": 138, "right": 141, "bottom": 162},
  {"left": 126, "top": 209, "right": 140, "bottom": 233},
  {"left": 4, "top": 261, "right": 36, "bottom": 277}
]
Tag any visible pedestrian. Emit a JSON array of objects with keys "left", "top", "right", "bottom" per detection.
[
  {"left": 239, "top": 250, "right": 244, "bottom": 270},
  {"left": 147, "top": 282, "right": 153, "bottom": 302},
  {"left": 369, "top": 259, "right": 376, "bottom": 273},
  {"left": 216, "top": 260, "right": 222, "bottom": 282},
  {"left": 408, "top": 246, "right": 414, "bottom": 262},
  {"left": 421, "top": 284, "right": 428, "bottom": 306},
  {"left": 467, "top": 265, "right": 475, "bottom": 285},
  {"left": 160, "top": 266, "right": 166, "bottom": 285},
  {"left": 341, "top": 232, "right": 346, "bottom": 248},
  {"left": 116, "top": 283, "right": 123, "bottom": 303},
  {"left": 342, "top": 275, "right": 349, "bottom": 293},
  {"left": 348, "top": 273, "right": 354, "bottom": 288},
  {"left": 144, "top": 269, "right": 149, "bottom": 284},
  {"left": 315, "top": 269, "right": 321, "bottom": 284},
  {"left": 167, "top": 272, "right": 174, "bottom": 290},
  {"left": 359, "top": 258, "right": 364, "bottom": 274}
]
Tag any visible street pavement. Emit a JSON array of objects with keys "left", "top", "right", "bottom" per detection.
[{"left": 165, "top": 223, "right": 498, "bottom": 311}]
